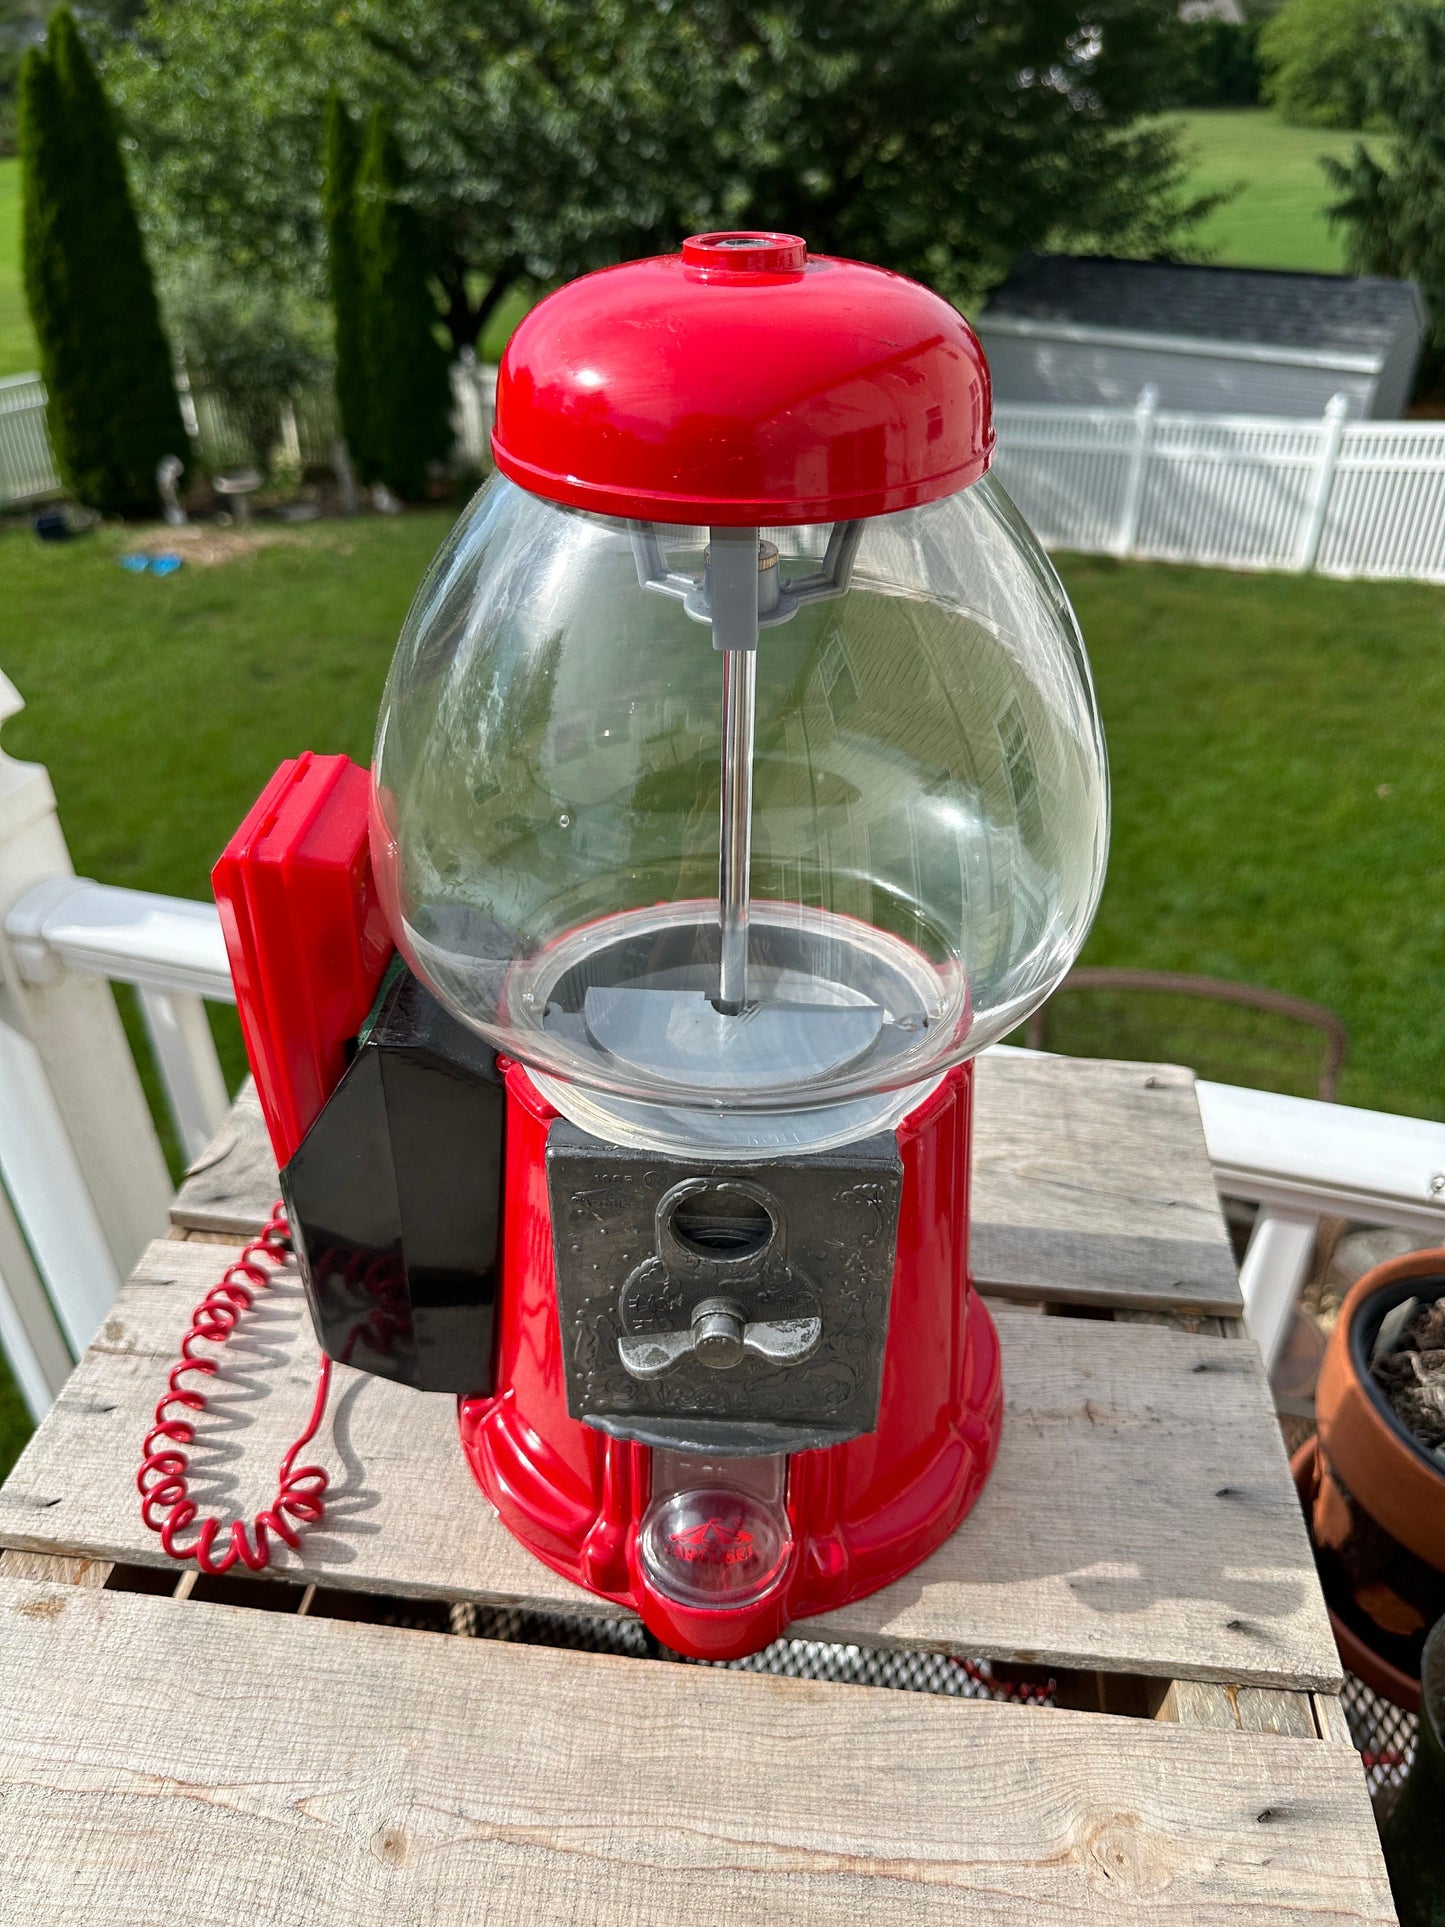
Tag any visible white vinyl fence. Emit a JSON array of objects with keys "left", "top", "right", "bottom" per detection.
[
  {"left": 173, "top": 357, "right": 344, "bottom": 475},
  {"left": 449, "top": 352, "right": 498, "bottom": 472},
  {"left": 1, "top": 361, "right": 500, "bottom": 511},
  {"left": 993, "top": 388, "right": 1445, "bottom": 582},
  {"left": 9, "top": 358, "right": 1445, "bottom": 583},
  {"left": 0, "top": 374, "right": 62, "bottom": 507}
]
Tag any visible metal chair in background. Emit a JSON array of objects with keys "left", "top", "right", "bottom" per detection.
[{"left": 1024, "top": 968, "right": 1347, "bottom": 1103}]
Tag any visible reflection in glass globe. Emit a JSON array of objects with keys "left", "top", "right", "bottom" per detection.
[{"left": 372, "top": 472, "right": 1108, "bottom": 1155}]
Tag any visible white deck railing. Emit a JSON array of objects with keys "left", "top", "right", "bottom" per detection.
[
  {"left": 1196, "top": 1080, "right": 1445, "bottom": 1374},
  {"left": 5, "top": 866, "right": 1445, "bottom": 1419},
  {"left": 7, "top": 875, "right": 232, "bottom": 1164}
]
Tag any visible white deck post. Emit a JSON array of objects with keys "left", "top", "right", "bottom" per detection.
[
  {"left": 1237, "top": 1206, "right": 1319, "bottom": 1379},
  {"left": 0, "top": 1177, "right": 74, "bottom": 1419},
  {"left": 0, "top": 673, "right": 171, "bottom": 1372},
  {"left": 137, "top": 986, "right": 230, "bottom": 1163},
  {"left": 1296, "top": 393, "right": 1350, "bottom": 573},
  {"left": 1113, "top": 384, "right": 1159, "bottom": 558}
]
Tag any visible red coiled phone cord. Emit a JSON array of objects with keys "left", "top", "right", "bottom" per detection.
[{"left": 136, "top": 1202, "right": 333, "bottom": 1574}]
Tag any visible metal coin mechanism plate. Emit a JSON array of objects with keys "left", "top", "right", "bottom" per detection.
[{"left": 546, "top": 1121, "right": 902, "bottom": 1455}]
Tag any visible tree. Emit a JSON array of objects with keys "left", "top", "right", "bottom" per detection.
[
  {"left": 0, "top": 0, "right": 142, "bottom": 156},
  {"left": 355, "top": 106, "right": 451, "bottom": 498},
  {"left": 682, "top": 1, "right": 1211, "bottom": 293},
  {"left": 323, "top": 91, "right": 370, "bottom": 473},
  {"left": 1166, "top": 18, "right": 1262, "bottom": 107},
  {"left": 1259, "top": 0, "right": 1388, "bottom": 128},
  {"left": 1324, "top": 4, "right": 1445, "bottom": 396},
  {"left": 106, "top": 0, "right": 1212, "bottom": 355},
  {"left": 19, "top": 9, "right": 186, "bottom": 515}
]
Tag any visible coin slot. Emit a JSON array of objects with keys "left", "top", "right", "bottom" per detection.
[{"left": 669, "top": 1187, "right": 772, "bottom": 1259}]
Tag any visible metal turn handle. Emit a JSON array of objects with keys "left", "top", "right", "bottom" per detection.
[{"left": 618, "top": 1296, "right": 821, "bottom": 1380}]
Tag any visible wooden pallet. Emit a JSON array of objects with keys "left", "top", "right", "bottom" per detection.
[{"left": 0, "top": 1054, "right": 1394, "bottom": 1924}]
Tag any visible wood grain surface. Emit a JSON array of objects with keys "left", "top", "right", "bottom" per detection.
[
  {"left": 171, "top": 1055, "right": 1244, "bottom": 1315},
  {"left": 0, "top": 1577, "right": 1390, "bottom": 1926},
  {"left": 169, "top": 1079, "right": 276, "bottom": 1236},
  {"left": 0, "top": 1238, "right": 1338, "bottom": 1689},
  {"left": 0, "top": 1548, "right": 109, "bottom": 1589},
  {"left": 972, "top": 1053, "right": 1242, "bottom": 1314},
  {"left": 1155, "top": 1680, "right": 1317, "bottom": 1739}
]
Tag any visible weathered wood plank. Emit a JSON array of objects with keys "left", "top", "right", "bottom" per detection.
[
  {"left": 972, "top": 1053, "right": 1242, "bottom": 1314},
  {"left": 173, "top": 1055, "right": 1243, "bottom": 1315},
  {"left": 1156, "top": 1680, "right": 1317, "bottom": 1739},
  {"left": 0, "top": 1579, "right": 1391, "bottom": 1927},
  {"left": 0, "top": 1238, "right": 1338, "bottom": 1689},
  {"left": 1313, "top": 1693, "right": 1356, "bottom": 1748},
  {"left": 0, "top": 1549, "right": 109, "bottom": 1589},
  {"left": 1116, "top": 1309, "right": 1235, "bottom": 1337},
  {"left": 169, "top": 1079, "right": 276, "bottom": 1236}
]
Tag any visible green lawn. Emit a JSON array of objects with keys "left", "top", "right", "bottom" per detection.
[
  {"left": 1161, "top": 109, "right": 1386, "bottom": 274},
  {"left": 1065, "top": 554, "right": 1445, "bottom": 1120},
  {"left": 1, "top": 515, "right": 443, "bottom": 1102},
  {"left": 0, "top": 157, "right": 38, "bottom": 378}
]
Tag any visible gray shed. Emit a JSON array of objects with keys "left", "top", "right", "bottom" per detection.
[{"left": 976, "top": 255, "right": 1429, "bottom": 419}]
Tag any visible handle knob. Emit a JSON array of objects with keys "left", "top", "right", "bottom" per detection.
[
  {"left": 618, "top": 1302, "right": 821, "bottom": 1381},
  {"left": 690, "top": 1297, "right": 747, "bottom": 1369}
]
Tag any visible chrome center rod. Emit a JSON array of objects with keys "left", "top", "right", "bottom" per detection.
[
  {"left": 717, "top": 643, "right": 756, "bottom": 1013},
  {"left": 631, "top": 521, "right": 862, "bottom": 1016},
  {"left": 708, "top": 527, "right": 762, "bottom": 1014}
]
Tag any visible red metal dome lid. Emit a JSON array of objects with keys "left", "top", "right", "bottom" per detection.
[{"left": 491, "top": 232, "right": 993, "bottom": 526}]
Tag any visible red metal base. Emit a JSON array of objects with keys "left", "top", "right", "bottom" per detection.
[{"left": 459, "top": 1061, "right": 1003, "bottom": 1660}]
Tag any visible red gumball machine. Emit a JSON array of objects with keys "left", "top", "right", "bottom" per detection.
[{"left": 213, "top": 232, "right": 1109, "bottom": 1661}]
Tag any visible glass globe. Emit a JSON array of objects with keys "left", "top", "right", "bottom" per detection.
[{"left": 371, "top": 471, "right": 1108, "bottom": 1156}]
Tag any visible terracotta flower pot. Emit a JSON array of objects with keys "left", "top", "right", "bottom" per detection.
[
  {"left": 1291, "top": 1439, "right": 1423, "bottom": 1711},
  {"left": 1299, "top": 1248, "right": 1445, "bottom": 1712}
]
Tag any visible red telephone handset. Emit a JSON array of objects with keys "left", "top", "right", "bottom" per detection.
[{"left": 138, "top": 755, "right": 391, "bottom": 1575}]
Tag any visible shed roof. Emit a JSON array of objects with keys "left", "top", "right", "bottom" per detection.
[{"left": 980, "top": 255, "right": 1426, "bottom": 361}]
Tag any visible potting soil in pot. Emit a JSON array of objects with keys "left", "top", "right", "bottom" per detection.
[{"left": 1372, "top": 1295, "right": 1445, "bottom": 1461}]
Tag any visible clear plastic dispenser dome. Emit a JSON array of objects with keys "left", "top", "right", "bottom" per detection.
[{"left": 371, "top": 471, "right": 1108, "bottom": 1157}]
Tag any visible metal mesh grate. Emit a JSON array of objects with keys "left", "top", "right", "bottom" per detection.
[
  {"left": 1342, "top": 1669, "right": 1418, "bottom": 1811},
  {"left": 696, "top": 1640, "right": 1057, "bottom": 1703},
  {"left": 451, "top": 1602, "right": 653, "bottom": 1659},
  {"left": 447, "top": 1603, "right": 1057, "bottom": 1704}
]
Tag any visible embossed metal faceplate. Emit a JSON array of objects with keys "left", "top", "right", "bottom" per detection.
[{"left": 546, "top": 1121, "right": 902, "bottom": 1455}]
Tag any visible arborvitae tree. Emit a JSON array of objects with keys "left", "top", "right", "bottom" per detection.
[
  {"left": 355, "top": 107, "right": 451, "bottom": 501},
  {"left": 19, "top": 10, "right": 186, "bottom": 516},
  {"left": 322, "top": 91, "right": 371, "bottom": 478},
  {"left": 1325, "top": 5, "right": 1445, "bottom": 398}
]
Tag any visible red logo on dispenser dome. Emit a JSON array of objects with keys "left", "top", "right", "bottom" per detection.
[{"left": 667, "top": 1517, "right": 757, "bottom": 1567}]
